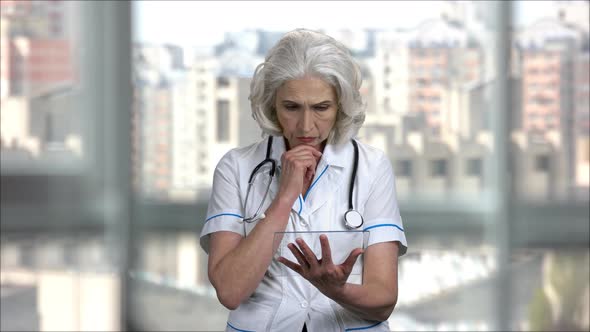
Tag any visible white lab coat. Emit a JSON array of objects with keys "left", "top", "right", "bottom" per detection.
[{"left": 200, "top": 136, "right": 407, "bottom": 332}]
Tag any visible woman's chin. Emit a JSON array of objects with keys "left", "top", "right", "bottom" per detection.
[
  {"left": 300, "top": 141, "right": 327, "bottom": 152},
  {"left": 286, "top": 137, "right": 326, "bottom": 151}
]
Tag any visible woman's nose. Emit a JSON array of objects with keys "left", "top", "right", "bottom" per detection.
[{"left": 300, "top": 109, "right": 313, "bottom": 132}]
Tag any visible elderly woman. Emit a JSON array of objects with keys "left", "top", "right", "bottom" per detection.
[{"left": 200, "top": 29, "right": 407, "bottom": 332}]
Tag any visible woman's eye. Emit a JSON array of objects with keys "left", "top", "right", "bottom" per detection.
[
  {"left": 314, "top": 105, "right": 329, "bottom": 111},
  {"left": 284, "top": 105, "right": 299, "bottom": 111}
]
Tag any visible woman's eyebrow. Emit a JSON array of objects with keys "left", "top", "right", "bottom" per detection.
[
  {"left": 280, "top": 100, "right": 332, "bottom": 105},
  {"left": 312, "top": 100, "right": 333, "bottom": 106}
]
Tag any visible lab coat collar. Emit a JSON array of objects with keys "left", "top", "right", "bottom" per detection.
[
  {"left": 320, "top": 140, "right": 352, "bottom": 169},
  {"left": 265, "top": 136, "right": 353, "bottom": 218}
]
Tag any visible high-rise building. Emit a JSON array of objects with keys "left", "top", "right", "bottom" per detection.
[
  {"left": 375, "top": 18, "right": 483, "bottom": 140},
  {"left": 514, "top": 11, "right": 589, "bottom": 199},
  {"left": 574, "top": 51, "right": 589, "bottom": 190},
  {"left": 135, "top": 80, "right": 174, "bottom": 200},
  {"left": 1, "top": 38, "right": 74, "bottom": 97},
  {"left": 1, "top": 0, "right": 74, "bottom": 98},
  {"left": 133, "top": 41, "right": 258, "bottom": 201},
  {"left": 170, "top": 75, "right": 198, "bottom": 201},
  {"left": 237, "top": 76, "right": 263, "bottom": 147},
  {"left": 574, "top": 52, "right": 590, "bottom": 137},
  {"left": 0, "top": 0, "right": 77, "bottom": 159},
  {"left": 191, "top": 55, "right": 218, "bottom": 197},
  {"left": 133, "top": 45, "right": 179, "bottom": 200},
  {"left": 516, "top": 18, "right": 586, "bottom": 134}
]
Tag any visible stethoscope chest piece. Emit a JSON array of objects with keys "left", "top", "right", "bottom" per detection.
[{"left": 344, "top": 209, "right": 363, "bottom": 229}]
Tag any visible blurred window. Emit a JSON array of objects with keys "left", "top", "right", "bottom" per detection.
[
  {"left": 216, "top": 99, "right": 230, "bottom": 142},
  {"left": 430, "top": 159, "right": 447, "bottom": 177},
  {"left": 466, "top": 158, "right": 482, "bottom": 176},
  {"left": 535, "top": 154, "right": 550, "bottom": 172},
  {"left": 397, "top": 160, "right": 413, "bottom": 177},
  {"left": 217, "top": 76, "right": 230, "bottom": 87}
]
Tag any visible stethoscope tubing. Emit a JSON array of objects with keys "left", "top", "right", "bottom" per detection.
[{"left": 243, "top": 136, "right": 363, "bottom": 229}]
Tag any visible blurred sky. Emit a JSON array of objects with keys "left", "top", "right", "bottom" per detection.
[{"left": 133, "top": 1, "right": 555, "bottom": 48}]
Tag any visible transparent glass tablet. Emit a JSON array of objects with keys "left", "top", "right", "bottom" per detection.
[{"left": 273, "top": 230, "right": 369, "bottom": 277}]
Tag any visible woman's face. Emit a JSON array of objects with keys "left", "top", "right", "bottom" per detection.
[{"left": 275, "top": 76, "right": 338, "bottom": 151}]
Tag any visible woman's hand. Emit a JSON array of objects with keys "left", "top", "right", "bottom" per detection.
[
  {"left": 278, "top": 234, "right": 363, "bottom": 296},
  {"left": 276, "top": 145, "right": 322, "bottom": 203}
]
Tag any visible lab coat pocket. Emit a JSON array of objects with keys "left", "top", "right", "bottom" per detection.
[{"left": 226, "top": 299, "right": 274, "bottom": 332}]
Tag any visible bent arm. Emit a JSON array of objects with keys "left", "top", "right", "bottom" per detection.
[
  {"left": 207, "top": 198, "right": 291, "bottom": 310},
  {"left": 207, "top": 144, "right": 321, "bottom": 310},
  {"left": 326, "top": 241, "right": 399, "bottom": 321}
]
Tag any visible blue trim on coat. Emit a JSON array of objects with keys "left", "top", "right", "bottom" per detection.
[
  {"left": 363, "top": 223, "right": 404, "bottom": 232},
  {"left": 205, "top": 213, "right": 243, "bottom": 222},
  {"left": 344, "top": 321, "right": 383, "bottom": 331},
  {"left": 303, "top": 164, "right": 330, "bottom": 201},
  {"left": 227, "top": 322, "right": 255, "bottom": 332}
]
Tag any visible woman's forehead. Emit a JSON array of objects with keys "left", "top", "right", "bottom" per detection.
[{"left": 276, "top": 77, "right": 336, "bottom": 103}]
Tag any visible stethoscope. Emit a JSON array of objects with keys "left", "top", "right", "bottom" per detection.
[{"left": 242, "top": 136, "right": 364, "bottom": 229}]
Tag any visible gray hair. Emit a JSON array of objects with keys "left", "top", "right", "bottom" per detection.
[{"left": 249, "top": 29, "right": 366, "bottom": 145}]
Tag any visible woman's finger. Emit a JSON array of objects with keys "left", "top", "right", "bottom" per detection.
[
  {"left": 277, "top": 256, "right": 303, "bottom": 275},
  {"left": 288, "top": 243, "right": 309, "bottom": 269},
  {"left": 305, "top": 167, "right": 315, "bottom": 182},
  {"left": 319, "top": 234, "right": 333, "bottom": 265},
  {"left": 283, "top": 147, "right": 321, "bottom": 162},
  {"left": 289, "top": 144, "right": 322, "bottom": 155},
  {"left": 341, "top": 248, "right": 363, "bottom": 273},
  {"left": 311, "top": 149, "right": 322, "bottom": 157},
  {"left": 282, "top": 155, "right": 317, "bottom": 180},
  {"left": 295, "top": 238, "right": 319, "bottom": 268},
  {"left": 283, "top": 147, "right": 321, "bottom": 166}
]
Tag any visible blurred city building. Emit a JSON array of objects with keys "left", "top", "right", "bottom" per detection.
[
  {"left": 513, "top": 10, "right": 590, "bottom": 200},
  {"left": 0, "top": 0, "right": 79, "bottom": 163},
  {"left": 132, "top": 41, "right": 264, "bottom": 201},
  {"left": 122, "top": 1, "right": 590, "bottom": 204}
]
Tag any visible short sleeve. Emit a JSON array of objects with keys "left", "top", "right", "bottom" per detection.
[
  {"left": 363, "top": 154, "right": 408, "bottom": 256},
  {"left": 199, "top": 150, "right": 245, "bottom": 253}
]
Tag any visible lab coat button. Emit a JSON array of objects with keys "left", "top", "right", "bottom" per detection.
[{"left": 300, "top": 301, "right": 308, "bottom": 308}]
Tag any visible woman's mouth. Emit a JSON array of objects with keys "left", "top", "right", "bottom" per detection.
[{"left": 297, "top": 137, "right": 315, "bottom": 143}]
